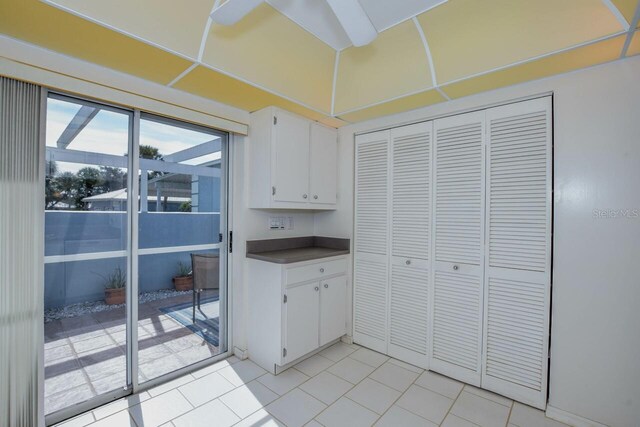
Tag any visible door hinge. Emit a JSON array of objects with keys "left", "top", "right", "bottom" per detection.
[
  {"left": 283, "top": 294, "right": 287, "bottom": 303},
  {"left": 272, "top": 186, "right": 276, "bottom": 196},
  {"left": 282, "top": 348, "right": 287, "bottom": 358},
  {"left": 229, "top": 231, "right": 233, "bottom": 253},
  {"left": 273, "top": 116, "right": 278, "bottom": 125}
]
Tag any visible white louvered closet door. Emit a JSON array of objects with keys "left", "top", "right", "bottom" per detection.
[
  {"left": 482, "top": 97, "right": 552, "bottom": 409},
  {"left": 388, "top": 122, "right": 432, "bottom": 368},
  {"left": 431, "top": 111, "right": 486, "bottom": 386},
  {"left": 353, "top": 130, "right": 390, "bottom": 353}
]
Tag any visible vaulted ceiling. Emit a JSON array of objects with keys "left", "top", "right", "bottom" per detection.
[{"left": 1, "top": 0, "right": 639, "bottom": 127}]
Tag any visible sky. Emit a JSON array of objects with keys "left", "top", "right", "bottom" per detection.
[{"left": 46, "top": 97, "right": 222, "bottom": 174}]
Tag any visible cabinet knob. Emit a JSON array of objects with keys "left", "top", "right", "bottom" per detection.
[
  {"left": 314, "top": 286, "right": 319, "bottom": 291},
  {"left": 319, "top": 268, "right": 325, "bottom": 273},
  {"left": 453, "top": 264, "right": 459, "bottom": 271},
  {"left": 314, "top": 195, "right": 318, "bottom": 200},
  {"left": 303, "top": 194, "right": 308, "bottom": 199},
  {"left": 324, "top": 283, "right": 328, "bottom": 288},
  {"left": 405, "top": 259, "right": 411, "bottom": 265}
]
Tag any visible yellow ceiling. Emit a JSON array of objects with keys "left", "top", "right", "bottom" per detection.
[
  {"left": 334, "top": 20, "right": 434, "bottom": 114},
  {"left": 418, "top": 0, "right": 623, "bottom": 84},
  {"left": 42, "top": 0, "right": 215, "bottom": 59},
  {"left": 1, "top": 0, "right": 638, "bottom": 126},
  {"left": 203, "top": 3, "right": 335, "bottom": 114},
  {"left": 629, "top": 31, "right": 640, "bottom": 56},
  {"left": 611, "top": 0, "right": 640, "bottom": 24}
]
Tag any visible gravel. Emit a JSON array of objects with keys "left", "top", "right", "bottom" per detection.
[{"left": 44, "top": 289, "right": 192, "bottom": 323}]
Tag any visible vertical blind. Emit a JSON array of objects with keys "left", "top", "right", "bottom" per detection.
[{"left": 0, "top": 77, "right": 43, "bottom": 427}]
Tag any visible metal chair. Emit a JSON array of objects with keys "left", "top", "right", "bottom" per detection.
[{"left": 190, "top": 253, "right": 220, "bottom": 322}]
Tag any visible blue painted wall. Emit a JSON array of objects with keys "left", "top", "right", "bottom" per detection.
[{"left": 45, "top": 211, "right": 221, "bottom": 309}]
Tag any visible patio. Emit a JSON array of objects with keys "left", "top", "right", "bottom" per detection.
[{"left": 44, "top": 291, "right": 221, "bottom": 414}]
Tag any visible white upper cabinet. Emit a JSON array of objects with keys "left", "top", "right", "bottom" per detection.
[
  {"left": 249, "top": 107, "right": 338, "bottom": 210},
  {"left": 310, "top": 123, "right": 338, "bottom": 205},
  {"left": 273, "top": 110, "right": 311, "bottom": 203}
]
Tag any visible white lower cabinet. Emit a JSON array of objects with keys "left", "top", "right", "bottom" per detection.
[
  {"left": 284, "top": 282, "right": 320, "bottom": 363},
  {"left": 319, "top": 275, "right": 347, "bottom": 346},
  {"left": 248, "top": 255, "right": 348, "bottom": 373}
]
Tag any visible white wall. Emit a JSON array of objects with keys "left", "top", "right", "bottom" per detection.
[
  {"left": 315, "top": 56, "right": 640, "bottom": 427},
  {"left": 231, "top": 135, "right": 316, "bottom": 352}
]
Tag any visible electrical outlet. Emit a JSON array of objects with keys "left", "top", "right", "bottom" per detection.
[{"left": 269, "top": 216, "right": 286, "bottom": 230}]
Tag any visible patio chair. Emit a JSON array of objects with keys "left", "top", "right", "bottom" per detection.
[{"left": 190, "top": 253, "right": 220, "bottom": 322}]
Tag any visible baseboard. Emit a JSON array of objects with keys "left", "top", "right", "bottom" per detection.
[
  {"left": 546, "top": 405, "right": 609, "bottom": 427},
  {"left": 233, "top": 346, "right": 248, "bottom": 360},
  {"left": 341, "top": 335, "right": 354, "bottom": 345}
]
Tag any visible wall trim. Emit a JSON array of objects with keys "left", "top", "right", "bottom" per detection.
[
  {"left": 0, "top": 35, "right": 249, "bottom": 135},
  {"left": 546, "top": 405, "right": 610, "bottom": 427}
]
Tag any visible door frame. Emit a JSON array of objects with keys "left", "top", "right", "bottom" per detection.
[{"left": 42, "top": 89, "right": 235, "bottom": 426}]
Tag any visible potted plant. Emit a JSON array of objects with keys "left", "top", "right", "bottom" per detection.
[
  {"left": 103, "top": 267, "right": 126, "bottom": 305},
  {"left": 173, "top": 261, "right": 193, "bottom": 291}
]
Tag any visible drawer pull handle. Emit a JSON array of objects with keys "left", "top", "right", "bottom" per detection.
[
  {"left": 314, "top": 195, "right": 318, "bottom": 200},
  {"left": 303, "top": 194, "right": 308, "bottom": 199},
  {"left": 319, "top": 268, "right": 325, "bottom": 273}
]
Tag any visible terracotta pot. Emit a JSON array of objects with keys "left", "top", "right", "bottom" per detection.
[
  {"left": 173, "top": 275, "right": 193, "bottom": 291},
  {"left": 105, "top": 287, "right": 125, "bottom": 305}
]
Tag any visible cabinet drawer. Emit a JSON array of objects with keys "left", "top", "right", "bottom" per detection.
[{"left": 286, "top": 257, "right": 347, "bottom": 285}]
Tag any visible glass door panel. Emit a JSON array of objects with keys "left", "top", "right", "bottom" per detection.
[
  {"left": 136, "top": 114, "right": 227, "bottom": 384},
  {"left": 43, "top": 94, "right": 132, "bottom": 415}
]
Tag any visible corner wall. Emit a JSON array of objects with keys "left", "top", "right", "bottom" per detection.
[{"left": 315, "top": 56, "right": 640, "bottom": 427}]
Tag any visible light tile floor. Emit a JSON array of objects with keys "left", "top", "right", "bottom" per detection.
[
  {"left": 55, "top": 342, "right": 569, "bottom": 427},
  {"left": 45, "top": 292, "right": 220, "bottom": 415}
]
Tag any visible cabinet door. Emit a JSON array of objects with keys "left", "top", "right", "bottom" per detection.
[
  {"left": 431, "top": 110, "right": 485, "bottom": 386},
  {"left": 273, "top": 110, "right": 310, "bottom": 203},
  {"left": 309, "top": 123, "right": 337, "bottom": 205},
  {"left": 482, "top": 97, "right": 552, "bottom": 409},
  {"left": 319, "top": 275, "right": 347, "bottom": 346},
  {"left": 284, "top": 282, "right": 320, "bottom": 363}
]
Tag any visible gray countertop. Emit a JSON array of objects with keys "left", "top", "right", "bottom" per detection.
[{"left": 246, "top": 236, "right": 350, "bottom": 264}]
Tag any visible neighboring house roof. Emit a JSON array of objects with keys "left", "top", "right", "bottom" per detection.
[{"left": 82, "top": 188, "right": 190, "bottom": 203}]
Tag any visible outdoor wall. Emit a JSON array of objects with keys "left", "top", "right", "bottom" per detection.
[
  {"left": 315, "top": 56, "right": 640, "bottom": 426},
  {"left": 45, "top": 211, "right": 220, "bottom": 309}
]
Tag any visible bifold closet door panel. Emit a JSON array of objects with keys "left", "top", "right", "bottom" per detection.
[
  {"left": 353, "top": 130, "right": 389, "bottom": 353},
  {"left": 482, "top": 97, "right": 552, "bottom": 409},
  {"left": 388, "top": 123, "right": 432, "bottom": 368},
  {"left": 431, "top": 110, "right": 485, "bottom": 386}
]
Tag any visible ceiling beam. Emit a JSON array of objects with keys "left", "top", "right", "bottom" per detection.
[
  {"left": 620, "top": 0, "right": 640, "bottom": 57},
  {"left": 413, "top": 17, "right": 450, "bottom": 101},
  {"left": 56, "top": 105, "right": 98, "bottom": 149},
  {"left": 163, "top": 139, "right": 222, "bottom": 163},
  {"left": 331, "top": 50, "right": 340, "bottom": 116},
  {"left": 602, "top": 0, "right": 631, "bottom": 31}
]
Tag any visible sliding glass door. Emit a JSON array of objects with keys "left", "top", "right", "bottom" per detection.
[
  {"left": 135, "top": 114, "right": 227, "bottom": 384},
  {"left": 43, "top": 93, "right": 229, "bottom": 422}
]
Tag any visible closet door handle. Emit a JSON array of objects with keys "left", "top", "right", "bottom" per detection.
[
  {"left": 303, "top": 194, "right": 308, "bottom": 199},
  {"left": 453, "top": 264, "right": 459, "bottom": 271},
  {"left": 405, "top": 259, "right": 411, "bottom": 265},
  {"left": 314, "top": 286, "right": 319, "bottom": 291},
  {"left": 324, "top": 283, "right": 328, "bottom": 289}
]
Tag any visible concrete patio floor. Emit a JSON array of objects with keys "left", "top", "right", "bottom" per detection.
[{"left": 44, "top": 291, "right": 221, "bottom": 415}]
